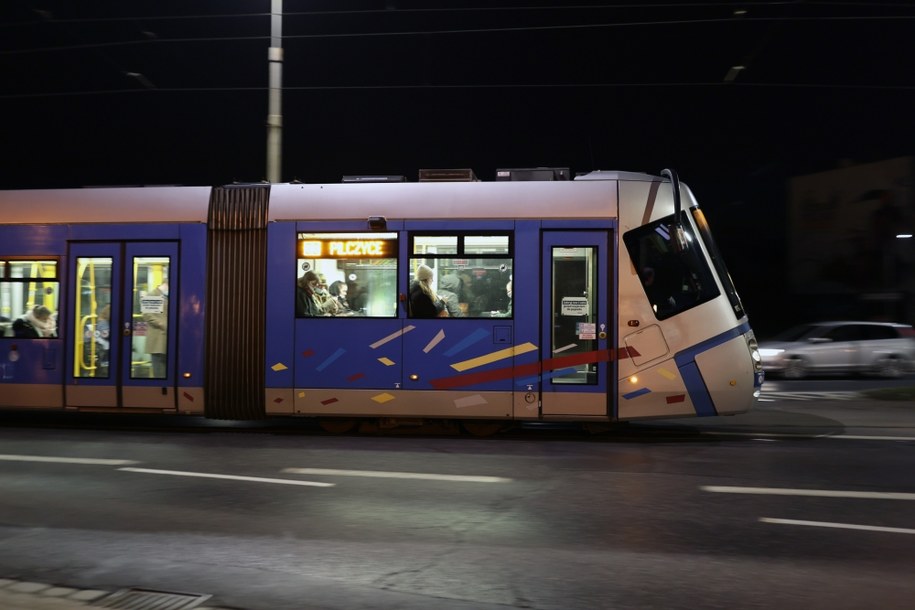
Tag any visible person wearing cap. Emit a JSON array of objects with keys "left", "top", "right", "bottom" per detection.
[
  {"left": 296, "top": 271, "right": 326, "bottom": 317},
  {"left": 409, "top": 264, "right": 445, "bottom": 318}
]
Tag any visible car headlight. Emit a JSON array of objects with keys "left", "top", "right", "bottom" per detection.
[{"left": 758, "top": 348, "right": 784, "bottom": 358}]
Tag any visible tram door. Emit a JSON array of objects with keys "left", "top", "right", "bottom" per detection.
[
  {"left": 66, "top": 242, "right": 179, "bottom": 410},
  {"left": 540, "top": 231, "right": 611, "bottom": 417}
]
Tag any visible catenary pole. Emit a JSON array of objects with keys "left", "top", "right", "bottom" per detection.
[{"left": 267, "top": 0, "right": 283, "bottom": 183}]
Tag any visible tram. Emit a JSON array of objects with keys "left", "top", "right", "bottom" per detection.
[{"left": 0, "top": 168, "right": 763, "bottom": 432}]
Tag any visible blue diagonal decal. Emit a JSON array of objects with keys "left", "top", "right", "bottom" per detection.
[
  {"left": 316, "top": 348, "right": 346, "bottom": 372},
  {"left": 622, "top": 387, "right": 651, "bottom": 400},
  {"left": 444, "top": 328, "right": 489, "bottom": 356}
]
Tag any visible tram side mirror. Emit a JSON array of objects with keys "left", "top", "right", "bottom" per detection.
[
  {"left": 660, "top": 168, "right": 688, "bottom": 252},
  {"left": 669, "top": 223, "right": 689, "bottom": 253},
  {"left": 674, "top": 225, "right": 689, "bottom": 252}
]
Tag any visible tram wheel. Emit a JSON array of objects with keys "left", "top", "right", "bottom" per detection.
[
  {"left": 460, "top": 420, "right": 505, "bottom": 437},
  {"left": 318, "top": 417, "right": 358, "bottom": 434}
]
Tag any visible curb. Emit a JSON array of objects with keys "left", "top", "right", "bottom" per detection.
[{"left": 0, "top": 578, "right": 240, "bottom": 610}]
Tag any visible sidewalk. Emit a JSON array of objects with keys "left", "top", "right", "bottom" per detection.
[{"left": 0, "top": 578, "right": 238, "bottom": 610}]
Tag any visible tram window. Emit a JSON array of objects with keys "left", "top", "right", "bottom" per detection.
[
  {"left": 413, "top": 235, "right": 458, "bottom": 255},
  {"left": 408, "top": 233, "right": 513, "bottom": 318},
  {"left": 296, "top": 232, "right": 398, "bottom": 317},
  {"left": 464, "top": 235, "right": 510, "bottom": 255},
  {"left": 73, "top": 257, "right": 114, "bottom": 378},
  {"left": 0, "top": 259, "right": 60, "bottom": 338},
  {"left": 623, "top": 213, "right": 719, "bottom": 320},
  {"left": 133, "top": 257, "right": 171, "bottom": 379}
]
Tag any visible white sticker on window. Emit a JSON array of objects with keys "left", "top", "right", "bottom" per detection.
[
  {"left": 561, "top": 297, "right": 589, "bottom": 316},
  {"left": 140, "top": 296, "right": 165, "bottom": 314}
]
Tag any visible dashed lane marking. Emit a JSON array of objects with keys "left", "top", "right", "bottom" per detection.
[
  {"left": 758, "top": 391, "right": 862, "bottom": 401},
  {"left": 0, "top": 454, "right": 138, "bottom": 465},
  {"left": 701, "top": 431, "right": 915, "bottom": 441},
  {"left": 702, "top": 485, "right": 915, "bottom": 500},
  {"left": 283, "top": 467, "right": 512, "bottom": 483},
  {"left": 760, "top": 517, "right": 915, "bottom": 535},
  {"left": 120, "top": 467, "right": 335, "bottom": 487}
]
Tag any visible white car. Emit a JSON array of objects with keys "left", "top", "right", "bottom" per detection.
[{"left": 758, "top": 321, "right": 915, "bottom": 379}]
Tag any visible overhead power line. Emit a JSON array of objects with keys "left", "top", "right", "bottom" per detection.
[
  {"left": 2, "top": 80, "right": 914, "bottom": 101},
  {"left": 3, "top": 14, "right": 915, "bottom": 55}
]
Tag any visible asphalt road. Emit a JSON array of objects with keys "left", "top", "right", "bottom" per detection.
[{"left": 0, "top": 397, "right": 913, "bottom": 610}]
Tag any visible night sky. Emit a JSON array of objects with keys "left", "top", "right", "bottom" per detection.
[{"left": 2, "top": 0, "right": 915, "bottom": 334}]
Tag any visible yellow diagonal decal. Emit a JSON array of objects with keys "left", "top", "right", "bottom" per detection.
[
  {"left": 271, "top": 362, "right": 288, "bottom": 372},
  {"left": 450, "top": 342, "right": 538, "bottom": 372}
]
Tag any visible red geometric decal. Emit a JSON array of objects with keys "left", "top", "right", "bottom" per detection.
[
  {"left": 622, "top": 346, "right": 641, "bottom": 358},
  {"left": 666, "top": 394, "right": 686, "bottom": 404},
  {"left": 430, "top": 347, "right": 631, "bottom": 390},
  {"left": 321, "top": 397, "right": 339, "bottom": 405},
  {"left": 273, "top": 397, "right": 284, "bottom": 403},
  {"left": 347, "top": 372, "right": 365, "bottom": 382},
  {"left": 183, "top": 392, "right": 194, "bottom": 402},
  {"left": 301, "top": 348, "right": 315, "bottom": 358}
]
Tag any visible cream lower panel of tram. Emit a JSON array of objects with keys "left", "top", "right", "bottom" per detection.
[
  {"left": 617, "top": 357, "right": 698, "bottom": 421},
  {"left": 540, "top": 392, "right": 609, "bottom": 418},
  {"left": 694, "top": 334, "right": 757, "bottom": 416},
  {"left": 66, "top": 385, "right": 117, "bottom": 408},
  {"left": 66, "top": 385, "right": 191, "bottom": 411},
  {"left": 271, "top": 388, "right": 515, "bottom": 419},
  {"left": 177, "top": 387, "right": 204, "bottom": 414},
  {"left": 0, "top": 384, "right": 63, "bottom": 408}
]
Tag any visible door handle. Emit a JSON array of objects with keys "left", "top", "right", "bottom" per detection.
[{"left": 123, "top": 322, "right": 132, "bottom": 337}]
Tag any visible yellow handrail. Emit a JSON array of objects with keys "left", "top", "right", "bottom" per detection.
[{"left": 78, "top": 313, "right": 99, "bottom": 374}]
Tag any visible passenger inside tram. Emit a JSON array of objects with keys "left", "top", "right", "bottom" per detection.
[{"left": 12, "top": 305, "right": 57, "bottom": 338}]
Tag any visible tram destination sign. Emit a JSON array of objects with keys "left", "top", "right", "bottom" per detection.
[{"left": 298, "top": 235, "right": 397, "bottom": 258}]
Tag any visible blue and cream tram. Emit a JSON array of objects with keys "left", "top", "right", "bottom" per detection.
[{"left": 0, "top": 168, "right": 763, "bottom": 432}]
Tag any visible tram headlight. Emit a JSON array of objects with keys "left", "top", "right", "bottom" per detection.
[{"left": 746, "top": 334, "right": 763, "bottom": 372}]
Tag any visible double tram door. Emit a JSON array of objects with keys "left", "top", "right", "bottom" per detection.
[
  {"left": 66, "top": 242, "right": 179, "bottom": 410},
  {"left": 540, "top": 230, "right": 612, "bottom": 417}
]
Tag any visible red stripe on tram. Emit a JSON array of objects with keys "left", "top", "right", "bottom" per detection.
[{"left": 430, "top": 347, "right": 634, "bottom": 390}]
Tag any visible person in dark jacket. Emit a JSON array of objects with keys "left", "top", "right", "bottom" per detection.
[
  {"left": 409, "top": 264, "right": 445, "bottom": 318},
  {"left": 296, "top": 271, "right": 325, "bottom": 317},
  {"left": 13, "top": 305, "right": 56, "bottom": 338}
]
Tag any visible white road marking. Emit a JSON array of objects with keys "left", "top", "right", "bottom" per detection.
[
  {"left": 283, "top": 467, "right": 511, "bottom": 483},
  {"left": 758, "top": 391, "right": 861, "bottom": 401},
  {"left": 702, "top": 485, "right": 915, "bottom": 500},
  {"left": 833, "top": 434, "right": 915, "bottom": 441},
  {"left": 702, "top": 431, "right": 915, "bottom": 441},
  {"left": 0, "top": 454, "right": 138, "bottom": 466},
  {"left": 701, "top": 432, "right": 830, "bottom": 439},
  {"left": 120, "top": 467, "right": 334, "bottom": 487},
  {"left": 760, "top": 517, "right": 915, "bottom": 535}
]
